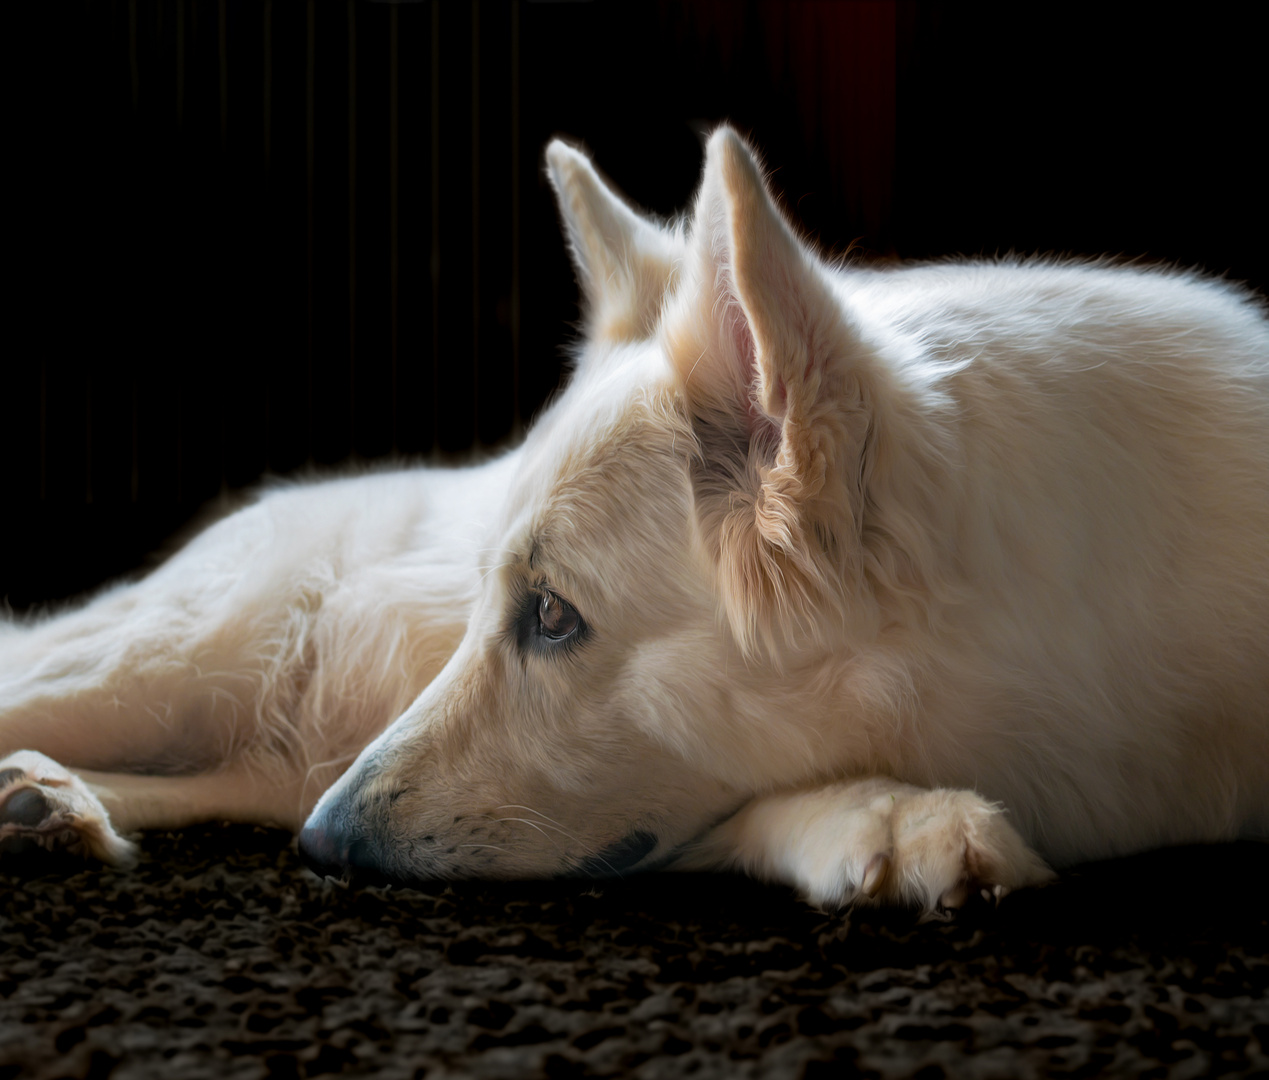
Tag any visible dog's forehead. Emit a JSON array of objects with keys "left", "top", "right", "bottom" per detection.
[
  {"left": 507, "top": 342, "right": 683, "bottom": 518},
  {"left": 485, "top": 340, "right": 696, "bottom": 595}
]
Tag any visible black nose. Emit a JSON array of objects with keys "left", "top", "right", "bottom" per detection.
[
  {"left": 298, "top": 806, "right": 391, "bottom": 884},
  {"left": 297, "top": 819, "right": 350, "bottom": 880}
]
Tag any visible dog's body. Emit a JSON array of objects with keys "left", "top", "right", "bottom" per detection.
[{"left": 3, "top": 130, "right": 1267, "bottom": 914}]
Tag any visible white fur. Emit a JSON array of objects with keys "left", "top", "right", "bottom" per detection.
[{"left": 3, "top": 129, "right": 1267, "bottom": 915}]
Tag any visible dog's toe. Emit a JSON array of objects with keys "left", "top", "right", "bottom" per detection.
[{"left": 886, "top": 788, "right": 1054, "bottom": 915}]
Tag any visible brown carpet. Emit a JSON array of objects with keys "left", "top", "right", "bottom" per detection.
[{"left": 2, "top": 827, "right": 1267, "bottom": 1079}]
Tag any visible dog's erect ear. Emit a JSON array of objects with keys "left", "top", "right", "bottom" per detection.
[
  {"left": 546, "top": 140, "right": 683, "bottom": 342},
  {"left": 664, "top": 127, "right": 881, "bottom": 658}
]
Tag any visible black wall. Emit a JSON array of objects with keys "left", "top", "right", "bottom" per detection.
[{"left": 6, "top": 1, "right": 1265, "bottom": 609}]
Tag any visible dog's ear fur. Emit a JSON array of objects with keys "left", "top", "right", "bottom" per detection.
[
  {"left": 546, "top": 140, "right": 683, "bottom": 342},
  {"left": 663, "top": 127, "right": 882, "bottom": 659}
]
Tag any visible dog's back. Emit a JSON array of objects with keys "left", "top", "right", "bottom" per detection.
[{"left": 835, "top": 260, "right": 1269, "bottom": 862}]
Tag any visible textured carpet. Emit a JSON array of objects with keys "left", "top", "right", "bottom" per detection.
[{"left": 1, "top": 827, "right": 1266, "bottom": 1079}]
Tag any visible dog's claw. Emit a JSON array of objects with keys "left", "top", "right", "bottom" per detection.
[{"left": 861, "top": 852, "right": 890, "bottom": 897}]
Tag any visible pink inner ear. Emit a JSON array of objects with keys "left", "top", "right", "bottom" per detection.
[
  {"left": 725, "top": 298, "right": 755, "bottom": 376},
  {"left": 722, "top": 293, "right": 782, "bottom": 445}
]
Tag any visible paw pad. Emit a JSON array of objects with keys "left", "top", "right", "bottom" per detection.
[{"left": 2, "top": 786, "right": 51, "bottom": 828}]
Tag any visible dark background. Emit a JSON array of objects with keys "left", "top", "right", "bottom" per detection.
[{"left": 5, "top": 1, "right": 1265, "bottom": 610}]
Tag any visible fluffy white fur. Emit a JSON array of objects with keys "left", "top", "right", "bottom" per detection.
[{"left": 2, "top": 129, "right": 1266, "bottom": 916}]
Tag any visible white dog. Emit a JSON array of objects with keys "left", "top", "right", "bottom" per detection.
[{"left": 3, "top": 129, "right": 1267, "bottom": 917}]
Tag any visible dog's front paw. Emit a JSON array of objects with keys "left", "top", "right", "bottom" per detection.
[
  {"left": 879, "top": 785, "right": 1055, "bottom": 918},
  {"left": 732, "top": 778, "right": 1054, "bottom": 915},
  {"left": 0, "top": 751, "right": 137, "bottom": 867}
]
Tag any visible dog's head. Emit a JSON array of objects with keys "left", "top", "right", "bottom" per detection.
[{"left": 300, "top": 129, "right": 916, "bottom": 884}]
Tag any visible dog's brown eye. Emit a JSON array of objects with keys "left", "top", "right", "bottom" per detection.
[
  {"left": 512, "top": 586, "right": 587, "bottom": 655},
  {"left": 538, "top": 591, "right": 580, "bottom": 640}
]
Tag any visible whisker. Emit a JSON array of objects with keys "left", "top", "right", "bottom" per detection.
[
  {"left": 496, "top": 804, "right": 577, "bottom": 836},
  {"left": 475, "top": 553, "right": 519, "bottom": 582},
  {"left": 496, "top": 812, "right": 574, "bottom": 837},
  {"left": 495, "top": 816, "right": 570, "bottom": 850},
  {"left": 580, "top": 850, "right": 625, "bottom": 880},
  {"left": 493, "top": 803, "right": 622, "bottom": 877}
]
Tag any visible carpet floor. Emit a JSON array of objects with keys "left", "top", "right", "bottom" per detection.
[{"left": 2, "top": 827, "right": 1267, "bottom": 1079}]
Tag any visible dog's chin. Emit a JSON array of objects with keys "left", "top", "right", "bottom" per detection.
[
  {"left": 297, "top": 821, "right": 672, "bottom": 889},
  {"left": 295, "top": 853, "right": 648, "bottom": 892}
]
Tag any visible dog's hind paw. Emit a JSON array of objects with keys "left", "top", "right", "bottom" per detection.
[{"left": 0, "top": 750, "right": 137, "bottom": 867}]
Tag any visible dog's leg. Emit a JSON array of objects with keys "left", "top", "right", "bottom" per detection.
[
  {"left": 0, "top": 582, "right": 263, "bottom": 773},
  {"left": 680, "top": 777, "right": 1054, "bottom": 915},
  {"left": 0, "top": 749, "right": 311, "bottom": 866},
  {"left": 1, "top": 577, "right": 321, "bottom": 867}
]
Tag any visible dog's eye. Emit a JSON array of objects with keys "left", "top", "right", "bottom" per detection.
[
  {"left": 538, "top": 590, "right": 580, "bottom": 640},
  {"left": 511, "top": 586, "right": 587, "bottom": 656}
]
